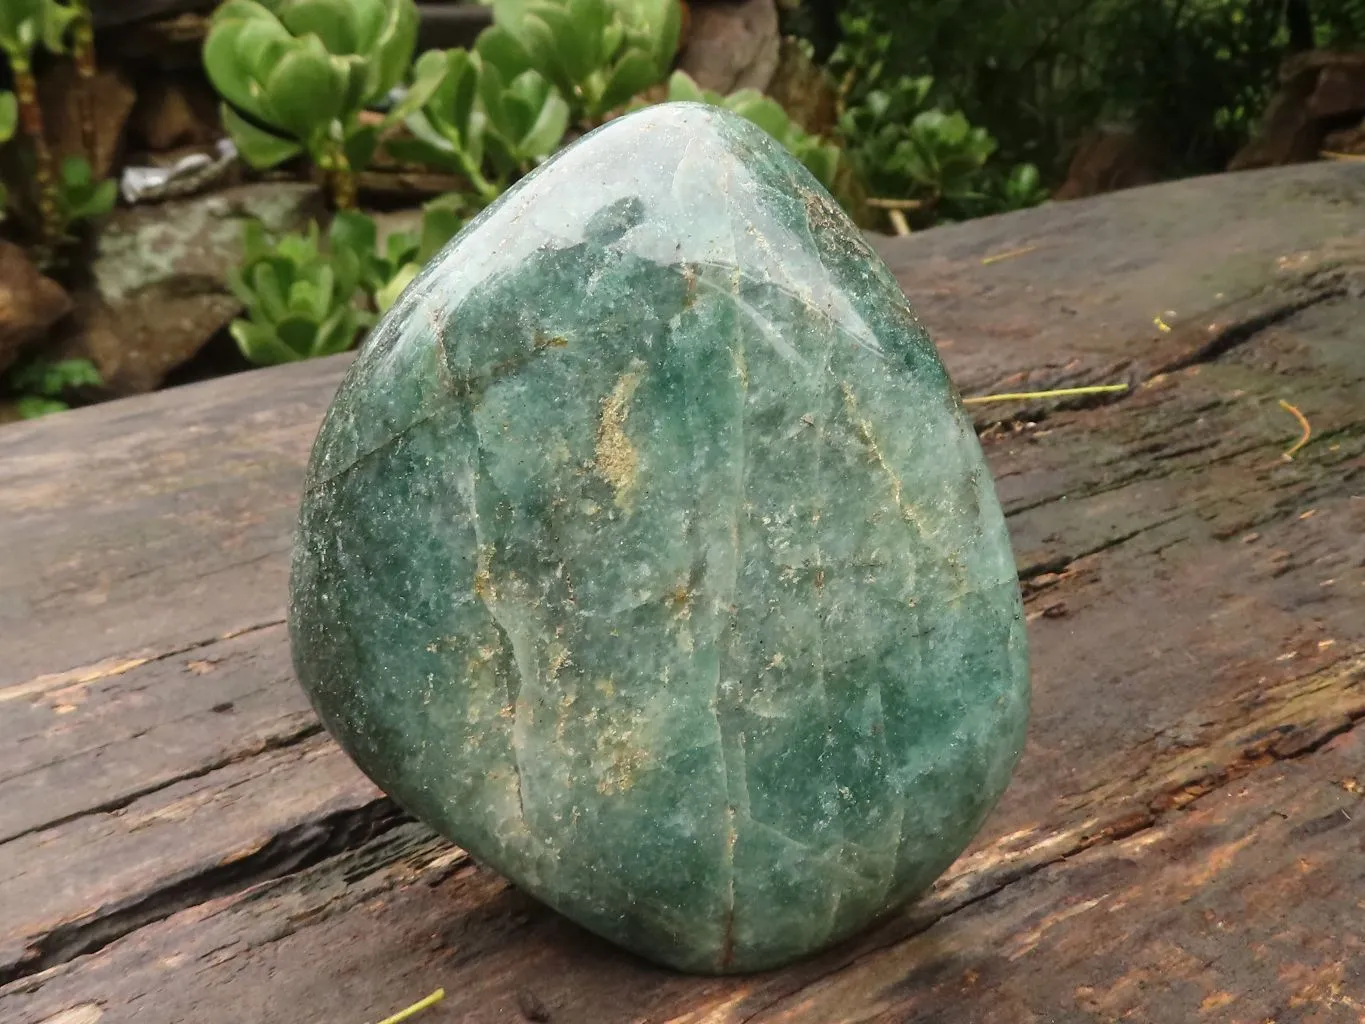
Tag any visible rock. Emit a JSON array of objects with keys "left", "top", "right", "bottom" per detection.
[
  {"left": 0, "top": 242, "right": 73, "bottom": 377},
  {"left": 103, "top": 13, "right": 212, "bottom": 70},
  {"left": 51, "top": 183, "right": 324, "bottom": 394},
  {"left": 765, "top": 36, "right": 839, "bottom": 138},
  {"left": 289, "top": 104, "right": 1029, "bottom": 975},
  {"left": 1231, "top": 50, "right": 1365, "bottom": 171},
  {"left": 415, "top": 2, "right": 494, "bottom": 51},
  {"left": 1054, "top": 124, "right": 1163, "bottom": 200},
  {"left": 677, "top": 0, "right": 781, "bottom": 94},
  {"left": 37, "top": 62, "right": 138, "bottom": 181},
  {"left": 90, "top": 0, "right": 215, "bottom": 30},
  {"left": 1304, "top": 51, "right": 1365, "bottom": 120},
  {"left": 128, "top": 76, "right": 221, "bottom": 152},
  {"left": 1323, "top": 118, "right": 1365, "bottom": 156}
]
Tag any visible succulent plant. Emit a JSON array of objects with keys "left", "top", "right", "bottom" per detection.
[
  {"left": 666, "top": 71, "right": 842, "bottom": 192},
  {"left": 328, "top": 197, "right": 468, "bottom": 314},
  {"left": 389, "top": 47, "right": 569, "bottom": 201},
  {"left": 203, "top": 0, "right": 441, "bottom": 207},
  {"left": 0, "top": 0, "right": 83, "bottom": 250},
  {"left": 5, "top": 356, "right": 101, "bottom": 419},
  {"left": 0, "top": 90, "right": 16, "bottom": 215},
  {"left": 892, "top": 109, "right": 998, "bottom": 205},
  {"left": 372, "top": 195, "right": 468, "bottom": 311},
  {"left": 56, "top": 153, "right": 116, "bottom": 224},
  {"left": 227, "top": 219, "right": 372, "bottom": 365},
  {"left": 0, "top": 0, "right": 77, "bottom": 59},
  {"left": 480, "top": 0, "right": 679, "bottom": 121}
]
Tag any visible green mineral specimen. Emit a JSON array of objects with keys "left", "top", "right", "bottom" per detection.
[{"left": 289, "top": 102, "right": 1029, "bottom": 974}]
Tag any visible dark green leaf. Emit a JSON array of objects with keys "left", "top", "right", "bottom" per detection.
[
  {"left": 231, "top": 318, "right": 304, "bottom": 364},
  {"left": 221, "top": 103, "right": 305, "bottom": 168},
  {"left": 475, "top": 24, "right": 534, "bottom": 81},
  {"left": 383, "top": 134, "right": 463, "bottom": 174},
  {"left": 596, "top": 48, "right": 656, "bottom": 113},
  {"left": 344, "top": 122, "right": 380, "bottom": 173},
  {"left": 17, "top": 396, "right": 67, "bottom": 418},
  {"left": 0, "top": 90, "right": 16, "bottom": 142},
  {"left": 367, "top": 0, "right": 418, "bottom": 101},
  {"left": 262, "top": 40, "right": 344, "bottom": 142}
]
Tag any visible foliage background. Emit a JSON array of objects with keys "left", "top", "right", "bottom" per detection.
[{"left": 796, "top": 0, "right": 1365, "bottom": 182}]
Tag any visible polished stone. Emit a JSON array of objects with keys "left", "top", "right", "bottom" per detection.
[{"left": 289, "top": 102, "right": 1029, "bottom": 974}]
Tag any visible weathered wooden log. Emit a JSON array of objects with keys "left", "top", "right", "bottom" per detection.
[{"left": 1, "top": 160, "right": 1362, "bottom": 1022}]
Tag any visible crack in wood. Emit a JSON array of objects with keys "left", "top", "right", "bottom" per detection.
[
  {"left": 0, "top": 798, "right": 407, "bottom": 987},
  {"left": 0, "top": 619, "right": 287, "bottom": 703},
  {"left": 0, "top": 717, "right": 323, "bottom": 847},
  {"left": 967, "top": 273, "right": 1355, "bottom": 433}
]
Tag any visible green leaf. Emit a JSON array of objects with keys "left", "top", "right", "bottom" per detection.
[
  {"left": 70, "top": 177, "right": 117, "bottom": 220},
  {"left": 8, "top": 356, "right": 102, "bottom": 395},
  {"left": 53, "top": 155, "right": 117, "bottom": 223},
  {"left": 383, "top": 229, "right": 419, "bottom": 269},
  {"left": 519, "top": 13, "right": 572, "bottom": 98},
  {"left": 17, "top": 396, "right": 67, "bottom": 418},
  {"left": 59, "top": 153, "right": 92, "bottom": 189},
  {"left": 203, "top": 4, "right": 293, "bottom": 124},
  {"left": 230, "top": 318, "right": 304, "bottom": 365},
  {"left": 249, "top": 261, "right": 291, "bottom": 322},
  {"left": 418, "top": 203, "right": 465, "bottom": 262},
  {"left": 261, "top": 39, "right": 344, "bottom": 142},
  {"left": 477, "top": 59, "right": 510, "bottom": 137},
  {"left": 310, "top": 305, "right": 363, "bottom": 356},
  {"left": 0, "top": 0, "right": 43, "bottom": 56},
  {"left": 240, "top": 217, "right": 273, "bottom": 264},
  {"left": 564, "top": 0, "right": 607, "bottom": 78},
  {"left": 383, "top": 134, "right": 463, "bottom": 174},
  {"left": 366, "top": 0, "right": 419, "bottom": 101},
  {"left": 650, "top": 0, "right": 681, "bottom": 73},
  {"left": 39, "top": 0, "right": 78, "bottom": 53},
  {"left": 620, "top": 0, "right": 680, "bottom": 76},
  {"left": 475, "top": 24, "right": 535, "bottom": 81},
  {"left": 275, "top": 0, "right": 360, "bottom": 54},
  {"left": 375, "top": 262, "right": 419, "bottom": 312},
  {"left": 726, "top": 94, "right": 792, "bottom": 142},
  {"left": 49, "top": 357, "right": 102, "bottom": 389},
  {"left": 344, "top": 122, "right": 380, "bottom": 173},
  {"left": 328, "top": 209, "right": 378, "bottom": 264},
  {"left": 666, "top": 69, "right": 703, "bottom": 103},
  {"left": 489, "top": 0, "right": 536, "bottom": 28},
  {"left": 1008, "top": 163, "right": 1034, "bottom": 190},
  {"left": 799, "top": 143, "right": 840, "bottom": 190},
  {"left": 443, "top": 48, "right": 484, "bottom": 140},
  {"left": 329, "top": 245, "right": 364, "bottom": 299},
  {"left": 385, "top": 48, "right": 448, "bottom": 125},
  {"left": 275, "top": 314, "right": 321, "bottom": 355},
  {"left": 519, "top": 79, "right": 569, "bottom": 159},
  {"left": 596, "top": 48, "right": 656, "bottom": 113},
  {"left": 0, "top": 91, "right": 16, "bottom": 142},
  {"left": 221, "top": 103, "right": 305, "bottom": 168}
]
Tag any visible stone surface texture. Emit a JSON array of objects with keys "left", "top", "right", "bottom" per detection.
[
  {"left": 677, "top": 0, "right": 781, "bottom": 95},
  {"left": 289, "top": 103, "right": 1030, "bottom": 974},
  {"left": 52, "top": 183, "right": 323, "bottom": 394},
  {"left": 0, "top": 240, "right": 72, "bottom": 377}
]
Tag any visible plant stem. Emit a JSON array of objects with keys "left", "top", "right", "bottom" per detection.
[
  {"left": 457, "top": 152, "right": 501, "bottom": 206},
  {"left": 11, "top": 56, "right": 63, "bottom": 252},
  {"left": 374, "top": 989, "right": 445, "bottom": 1024},
  {"left": 71, "top": 0, "right": 98, "bottom": 162},
  {"left": 325, "top": 143, "right": 357, "bottom": 209},
  {"left": 961, "top": 384, "right": 1129, "bottom": 405}
]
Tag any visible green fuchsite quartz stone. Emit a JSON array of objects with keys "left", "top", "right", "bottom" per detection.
[{"left": 289, "top": 102, "right": 1029, "bottom": 975}]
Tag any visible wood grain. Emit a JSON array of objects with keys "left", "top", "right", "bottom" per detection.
[{"left": 2, "top": 160, "right": 1363, "bottom": 1023}]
